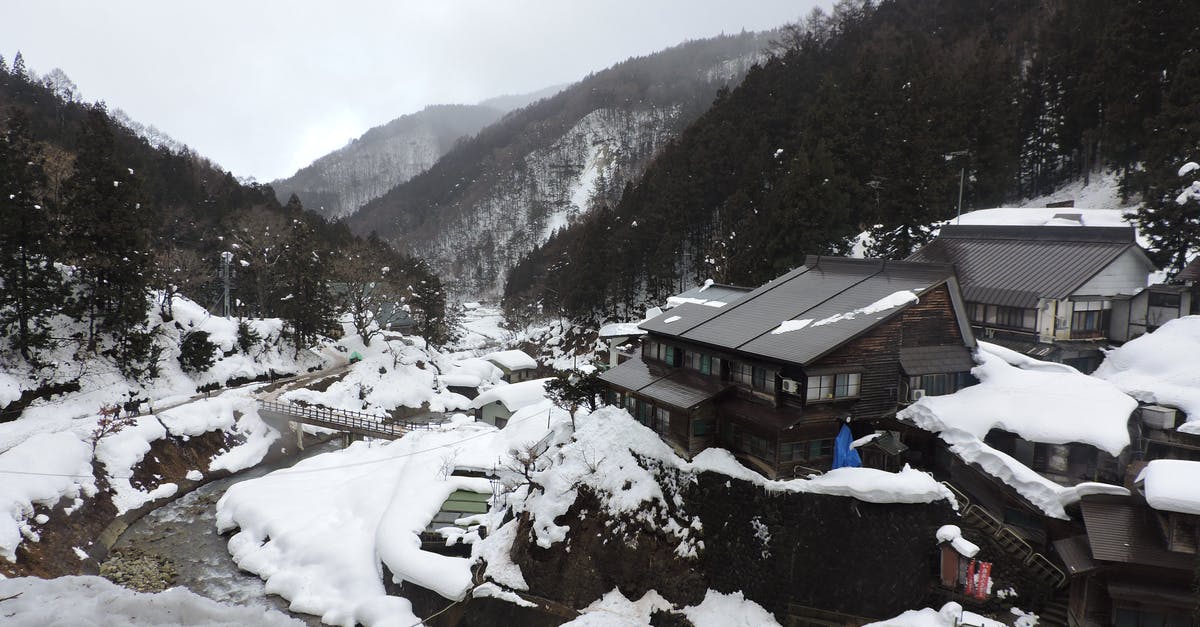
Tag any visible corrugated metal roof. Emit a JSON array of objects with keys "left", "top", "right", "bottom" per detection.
[
  {"left": 908, "top": 226, "right": 1139, "bottom": 308},
  {"left": 1080, "top": 497, "right": 1194, "bottom": 570},
  {"left": 669, "top": 282, "right": 753, "bottom": 306},
  {"left": 598, "top": 356, "right": 730, "bottom": 409},
  {"left": 598, "top": 356, "right": 671, "bottom": 391},
  {"left": 1176, "top": 256, "right": 1200, "bottom": 284},
  {"left": 1052, "top": 535, "right": 1098, "bottom": 576},
  {"left": 640, "top": 370, "right": 732, "bottom": 410},
  {"left": 898, "top": 345, "right": 977, "bottom": 375},
  {"left": 643, "top": 257, "right": 961, "bottom": 367}
]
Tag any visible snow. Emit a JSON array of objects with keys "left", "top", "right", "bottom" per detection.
[
  {"left": 851, "top": 433, "right": 882, "bottom": 449},
  {"left": 936, "top": 524, "right": 980, "bottom": 558},
  {"left": 900, "top": 342, "right": 1135, "bottom": 518},
  {"left": 483, "top": 349, "right": 538, "bottom": 371},
  {"left": 903, "top": 342, "right": 1134, "bottom": 456},
  {"left": 0, "top": 432, "right": 95, "bottom": 561},
  {"left": 682, "top": 590, "right": 782, "bottom": 627},
  {"left": 770, "top": 291, "right": 918, "bottom": 334},
  {"left": 665, "top": 296, "right": 728, "bottom": 308},
  {"left": 771, "top": 319, "right": 811, "bottom": 334},
  {"left": 1094, "top": 317, "right": 1200, "bottom": 433},
  {"left": 186, "top": 469, "right": 203, "bottom": 481},
  {"left": 0, "top": 575, "right": 304, "bottom": 626},
  {"left": 1179, "top": 162, "right": 1200, "bottom": 177},
  {"left": 472, "top": 582, "right": 537, "bottom": 608},
  {"left": 471, "top": 378, "right": 551, "bottom": 412},
  {"left": 518, "top": 407, "right": 955, "bottom": 551},
  {"left": 598, "top": 322, "right": 648, "bottom": 338},
  {"left": 866, "top": 602, "right": 963, "bottom": 627},
  {"left": 1137, "top": 459, "right": 1200, "bottom": 515},
  {"left": 663, "top": 315, "right": 682, "bottom": 324},
  {"left": 216, "top": 398, "right": 561, "bottom": 626},
  {"left": 560, "top": 588, "right": 780, "bottom": 627}
]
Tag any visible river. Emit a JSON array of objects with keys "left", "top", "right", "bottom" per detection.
[{"left": 107, "top": 441, "right": 341, "bottom": 626}]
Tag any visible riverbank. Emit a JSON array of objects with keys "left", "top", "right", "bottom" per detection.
[{"left": 0, "top": 422, "right": 334, "bottom": 580}]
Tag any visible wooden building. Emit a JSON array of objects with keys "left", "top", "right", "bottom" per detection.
[
  {"left": 599, "top": 256, "right": 977, "bottom": 477},
  {"left": 908, "top": 225, "right": 1154, "bottom": 372}
]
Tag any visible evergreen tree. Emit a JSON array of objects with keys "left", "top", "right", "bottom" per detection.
[
  {"left": 0, "top": 110, "right": 68, "bottom": 360},
  {"left": 1131, "top": 52, "right": 1200, "bottom": 274},
  {"left": 62, "top": 106, "right": 153, "bottom": 362},
  {"left": 278, "top": 215, "right": 334, "bottom": 353}
]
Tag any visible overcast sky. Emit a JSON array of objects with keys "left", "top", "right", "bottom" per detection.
[{"left": 3, "top": 1, "right": 827, "bottom": 182}]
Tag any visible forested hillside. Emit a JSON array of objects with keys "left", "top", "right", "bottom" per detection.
[
  {"left": 505, "top": 0, "right": 1200, "bottom": 321},
  {"left": 271, "top": 104, "right": 505, "bottom": 220},
  {"left": 346, "top": 33, "right": 773, "bottom": 297},
  {"left": 0, "top": 55, "right": 451, "bottom": 394}
]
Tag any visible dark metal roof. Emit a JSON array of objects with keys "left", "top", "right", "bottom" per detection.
[
  {"left": 718, "top": 396, "right": 809, "bottom": 434},
  {"left": 909, "top": 225, "right": 1147, "bottom": 308},
  {"left": 640, "top": 370, "right": 732, "bottom": 410},
  {"left": 669, "top": 282, "right": 753, "bottom": 306},
  {"left": 641, "top": 257, "right": 964, "bottom": 366},
  {"left": 598, "top": 356, "right": 672, "bottom": 391},
  {"left": 1052, "top": 535, "right": 1098, "bottom": 576},
  {"left": 598, "top": 356, "right": 730, "bottom": 409},
  {"left": 1107, "top": 581, "right": 1200, "bottom": 607},
  {"left": 1080, "top": 496, "right": 1194, "bottom": 571},
  {"left": 899, "top": 345, "right": 978, "bottom": 376}
]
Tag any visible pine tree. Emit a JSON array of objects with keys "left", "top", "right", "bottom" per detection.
[
  {"left": 1131, "top": 52, "right": 1200, "bottom": 274},
  {"left": 62, "top": 107, "right": 153, "bottom": 363},
  {"left": 0, "top": 110, "right": 68, "bottom": 360},
  {"left": 278, "top": 216, "right": 333, "bottom": 353}
]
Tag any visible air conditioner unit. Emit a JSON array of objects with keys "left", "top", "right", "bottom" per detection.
[
  {"left": 909, "top": 388, "right": 926, "bottom": 402},
  {"left": 780, "top": 378, "right": 801, "bottom": 394},
  {"left": 1141, "top": 405, "right": 1177, "bottom": 430}
]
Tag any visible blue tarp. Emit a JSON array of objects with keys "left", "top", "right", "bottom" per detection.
[{"left": 832, "top": 423, "right": 862, "bottom": 469}]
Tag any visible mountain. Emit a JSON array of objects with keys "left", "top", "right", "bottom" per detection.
[
  {"left": 270, "top": 104, "right": 505, "bottom": 221},
  {"left": 504, "top": 0, "right": 1200, "bottom": 321},
  {"left": 346, "top": 32, "right": 775, "bottom": 298}
]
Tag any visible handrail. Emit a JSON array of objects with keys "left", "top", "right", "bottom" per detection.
[
  {"left": 1026, "top": 552, "right": 1068, "bottom": 588},
  {"left": 940, "top": 481, "right": 971, "bottom": 511},
  {"left": 257, "top": 399, "right": 445, "bottom": 438}
]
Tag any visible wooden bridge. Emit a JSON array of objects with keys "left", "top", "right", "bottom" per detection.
[{"left": 257, "top": 400, "right": 445, "bottom": 441}]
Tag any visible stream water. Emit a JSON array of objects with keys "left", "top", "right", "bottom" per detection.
[{"left": 108, "top": 442, "right": 341, "bottom": 626}]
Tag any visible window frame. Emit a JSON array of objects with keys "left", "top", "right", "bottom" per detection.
[{"left": 806, "top": 372, "right": 861, "bottom": 402}]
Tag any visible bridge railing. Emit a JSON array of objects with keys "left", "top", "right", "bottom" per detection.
[{"left": 257, "top": 400, "right": 445, "bottom": 437}]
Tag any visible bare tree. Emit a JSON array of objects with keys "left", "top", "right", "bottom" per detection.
[
  {"left": 153, "top": 247, "right": 207, "bottom": 320},
  {"left": 228, "top": 206, "right": 288, "bottom": 316},
  {"left": 331, "top": 242, "right": 406, "bottom": 346}
]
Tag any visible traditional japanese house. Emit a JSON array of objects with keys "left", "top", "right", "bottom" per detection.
[
  {"left": 599, "top": 256, "right": 978, "bottom": 478},
  {"left": 908, "top": 224, "right": 1154, "bottom": 372},
  {"left": 1057, "top": 460, "right": 1200, "bottom": 626}
]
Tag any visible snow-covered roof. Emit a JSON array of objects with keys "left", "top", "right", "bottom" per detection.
[
  {"left": 903, "top": 342, "right": 1135, "bottom": 456},
  {"left": 483, "top": 349, "right": 538, "bottom": 372},
  {"left": 1094, "top": 316, "right": 1200, "bottom": 434},
  {"left": 935, "top": 524, "right": 979, "bottom": 558},
  {"left": 470, "top": 378, "right": 551, "bottom": 412},
  {"left": 952, "top": 207, "right": 1134, "bottom": 229},
  {"left": 901, "top": 342, "right": 1135, "bottom": 519},
  {"left": 1138, "top": 459, "right": 1200, "bottom": 516},
  {"left": 598, "top": 322, "right": 647, "bottom": 339}
]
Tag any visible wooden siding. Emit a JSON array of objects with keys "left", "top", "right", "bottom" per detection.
[
  {"left": 900, "top": 284, "right": 962, "bottom": 348},
  {"left": 1073, "top": 248, "right": 1153, "bottom": 296}
]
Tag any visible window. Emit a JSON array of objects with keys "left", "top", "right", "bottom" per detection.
[
  {"left": 692, "top": 418, "right": 714, "bottom": 436},
  {"left": 663, "top": 345, "right": 677, "bottom": 366},
  {"left": 909, "top": 372, "right": 973, "bottom": 397},
  {"left": 1070, "top": 300, "right": 1110, "bottom": 337},
  {"left": 683, "top": 351, "right": 714, "bottom": 375},
  {"left": 729, "top": 361, "right": 754, "bottom": 386},
  {"left": 653, "top": 407, "right": 670, "bottom": 434},
  {"left": 983, "top": 304, "right": 1036, "bottom": 330},
  {"left": 780, "top": 441, "right": 807, "bottom": 462},
  {"left": 806, "top": 372, "right": 861, "bottom": 401},
  {"left": 807, "top": 439, "right": 834, "bottom": 460},
  {"left": 967, "top": 302, "right": 986, "bottom": 322},
  {"left": 752, "top": 366, "right": 769, "bottom": 391},
  {"left": 641, "top": 341, "right": 655, "bottom": 359}
]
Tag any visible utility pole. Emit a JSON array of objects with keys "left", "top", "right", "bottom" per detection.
[
  {"left": 956, "top": 167, "right": 966, "bottom": 225},
  {"left": 220, "top": 251, "right": 234, "bottom": 317}
]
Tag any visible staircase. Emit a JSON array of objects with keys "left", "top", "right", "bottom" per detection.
[
  {"left": 1038, "top": 593, "right": 1071, "bottom": 627},
  {"left": 941, "top": 482, "right": 1068, "bottom": 590}
]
